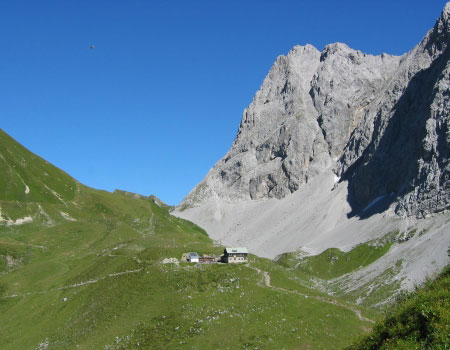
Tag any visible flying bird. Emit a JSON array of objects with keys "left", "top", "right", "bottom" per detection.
[{"left": 89, "top": 45, "right": 94, "bottom": 49}]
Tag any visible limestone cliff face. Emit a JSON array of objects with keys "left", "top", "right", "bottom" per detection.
[
  {"left": 180, "top": 3, "right": 450, "bottom": 218},
  {"left": 337, "top": 4, "right": 450, "bottom": 218}
]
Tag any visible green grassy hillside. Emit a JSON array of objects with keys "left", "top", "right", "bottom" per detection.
[
  {"left": 346, "top": 266, "right": 450, "bottom": 350},
  {"left": 277, "top": 241, "right": 392, "bottom": 280},
  {"left": 0, "top": 129, "right": 401, "bottom": 349},
  {"left": 276, "top": 235, "right": 407, "bottom": 308},
  {"left": 0, "top": 129, "right": 77, "bottom": 204}
]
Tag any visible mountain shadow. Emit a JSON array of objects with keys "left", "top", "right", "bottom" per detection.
[{"left": 343, "top": 44, "right": 450, "bottom": 219}]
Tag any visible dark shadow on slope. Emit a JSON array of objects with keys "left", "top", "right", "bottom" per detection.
[{"left": 343, "top": 44, "right": 450, "bottom": 219}]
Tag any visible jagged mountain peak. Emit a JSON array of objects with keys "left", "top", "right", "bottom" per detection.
[
  {"left": 180, "top": 3, "right": 449, "bottom": 219},
  {"left": 441, "top": 1, "right": 450, "bottom": 27},
  {"left": 285, "top": 44, "right": 320, "bottom": 60},
  {"left": 421, "top": 1, "right": 450, "bottom": 58},
  {"left": 337, "top": 2, "right": 450, "bottom": 218},
  {"left": 181, "top": 46, "right": 403, "bottom": 207},
  {"left": 320, "top": 42, "right": 353, "bottom": 57}
]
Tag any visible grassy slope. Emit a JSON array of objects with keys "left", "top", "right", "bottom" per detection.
[
  {"left": 0, "top": 129, "right": 386, "bottom": 349},
  {"left": 0, "top": 129, "right": 76, "bottom": 204},
  {"left": 346, "top": 266, "right": 450, "bottom": 350},
  {"left": 277, "top": 242, "right": 392, "bottom": 280},
  {"left": 276, "top": 236, "right": 406, "bottom": 308},
  {"left": 0, "top": 189, "right": 374, "bottom": 349}
]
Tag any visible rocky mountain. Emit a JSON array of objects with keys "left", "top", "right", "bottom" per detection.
[
  {"left": 338, "top": 4, "right": 450, "bottom": 218},
  {"left": 175, "top": 4, "right": 450, "bottom": 293},
  {"left": 180, "top": 4, "right": 449, "bottom": 218}
]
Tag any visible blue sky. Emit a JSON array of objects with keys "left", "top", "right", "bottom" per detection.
[{"left": 1, "top": 0, "right": 448, "bottom": 205}]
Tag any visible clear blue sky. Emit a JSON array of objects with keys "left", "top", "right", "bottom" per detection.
[{"left": 1, "top": 0, "right": 447, "bottom": 205}]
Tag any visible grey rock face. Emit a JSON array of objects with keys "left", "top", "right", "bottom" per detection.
[
  {"left": 181, "top": 4, "right": 450, "bottom": 219},
  {"left": 311, "top": 43, "right": 401, "bottom": 158},
  {"left": 338, "top": 3, "right": 450, "bottom": 217}
]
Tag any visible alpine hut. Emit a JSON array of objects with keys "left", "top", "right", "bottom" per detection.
[{"left": 223, "top": 247, "right": 248, "bottom": 263}]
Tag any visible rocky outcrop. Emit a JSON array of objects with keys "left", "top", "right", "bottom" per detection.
[
  {"left": 338, "top": 4, "right": 450, "bottom": 218},
  {"left": 180, "top": 4, "right": 450, "bottom": 219}
]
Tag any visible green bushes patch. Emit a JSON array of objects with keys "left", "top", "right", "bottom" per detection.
[{"left": 346, "top": 265, "right": 450, "bottom": 350}]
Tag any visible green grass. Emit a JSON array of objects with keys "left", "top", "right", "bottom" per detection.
[
  {"left": 278, "top": 241, "right": 392, "bottom": 280},
  {"left": 346, "top": 265, "right": 450, "bottom": 350},
  {"left": 0, "top": 242, "right": 373, "bottom": 349},
  {"left": 0, "top": 129, "right": 77, "bottom": 204},
  {"left": 0, "top": 182, "right": 375, "bottom": 350},
  {"left": 329, "top": 260, "right": 404, "bottom": 309}
]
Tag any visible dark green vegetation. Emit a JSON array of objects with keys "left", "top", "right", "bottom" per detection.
[{"left": 346, "top": 266, "right": 450, "bottom": 350}]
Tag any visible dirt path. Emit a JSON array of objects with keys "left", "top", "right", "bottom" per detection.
[
  {"left": 248, "top": 265, "right": 375, "bottom": 324},
  {"left": 1, "top": 268, "right": 143, "bottom": 299}
]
